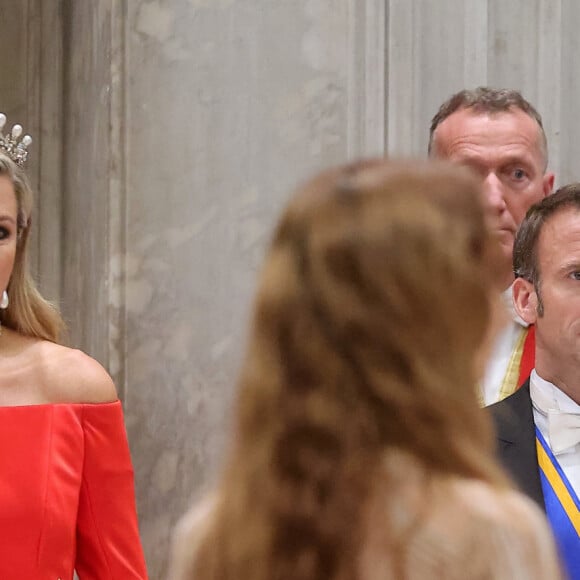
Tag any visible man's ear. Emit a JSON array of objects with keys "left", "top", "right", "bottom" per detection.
[
  {"left": 543, "top": 172, "right": 555, "bottom": 196},
  {"left": 513, "top": 277, "right": 539, "bottom": 324}
]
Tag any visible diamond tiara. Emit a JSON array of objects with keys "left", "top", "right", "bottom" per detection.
[{"left": 0, "top": 113, "right": 32, "bottom": 166}]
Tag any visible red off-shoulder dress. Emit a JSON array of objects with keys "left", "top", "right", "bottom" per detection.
[{"left": 0, "top": 400, "right": 148, "bottom": 579}]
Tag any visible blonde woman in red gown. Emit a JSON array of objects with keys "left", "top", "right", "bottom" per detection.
[{"left": 0, "top": 115, "right": 147, "bottom": 578}]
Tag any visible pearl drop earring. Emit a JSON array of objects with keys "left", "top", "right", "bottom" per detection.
[{"left": 0, "top": 290, "right": 7, "bottom": 337}]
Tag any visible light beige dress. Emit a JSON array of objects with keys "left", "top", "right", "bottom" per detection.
[{"left": 169, "top": 452, "right": 562, "bottom": 580}]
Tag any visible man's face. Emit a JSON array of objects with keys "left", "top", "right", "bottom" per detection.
[
  {"left": 432, "top": 108, "right": 554, "bottom": 282},
  {"left": 530, "top": 209, "right": 580, "bottom": 378}
]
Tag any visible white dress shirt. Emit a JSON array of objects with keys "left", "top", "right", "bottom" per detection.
[
  {"left": 530, "top": 369, "right": 580, "bottom": 494},
  {"left": 481, "top": 286, "right": 529, "bottom": 406}
]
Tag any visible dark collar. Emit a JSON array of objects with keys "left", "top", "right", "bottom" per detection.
[
  {"left": 488, "top": 381, "right": 545, "bottom": 508},
  {"left": 490, "top": 380, "right": 535, "bottom": 444}
]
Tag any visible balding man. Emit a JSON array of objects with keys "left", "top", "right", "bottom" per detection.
[{"left": 429, "top": 87, "right": 554, "bottom": 404}]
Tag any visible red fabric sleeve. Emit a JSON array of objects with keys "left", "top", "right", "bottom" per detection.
[{"left": 75, "top": 401, "right": 148, "bottom": 579}]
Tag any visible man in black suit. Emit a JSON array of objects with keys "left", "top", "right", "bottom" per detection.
[{"left": 490, "top": 184, "right": 580, "bottom": 577}]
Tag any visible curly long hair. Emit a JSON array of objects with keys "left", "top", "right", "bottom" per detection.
[
  {"left": 0, "top": 152, "right": 65, "bottom": 342},
  {"left": 190, "top": 159, "right": 507, "bottom": 580}
]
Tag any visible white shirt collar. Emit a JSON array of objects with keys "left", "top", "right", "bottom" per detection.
[
  {"left": 530, "top": 370, "right": 580, "bottom": 455},
  {"left": 530, "top": 369, "right": 580, "bottom": 416}
]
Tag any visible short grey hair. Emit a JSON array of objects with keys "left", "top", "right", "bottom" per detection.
[{"left": 428, "top": 87, "right": 548, "bottom": 170}]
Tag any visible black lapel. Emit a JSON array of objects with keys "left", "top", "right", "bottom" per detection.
[{"left": 488, "top": 381, "right": 545, "bottom": 508}]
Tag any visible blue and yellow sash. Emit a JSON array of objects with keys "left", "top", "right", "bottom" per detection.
[{"left": 536, "top": 427, "right": 580, "bottom": 578}]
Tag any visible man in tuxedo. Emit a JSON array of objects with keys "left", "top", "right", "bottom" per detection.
[
  {"left": 429, "top": 87, "right": 554, "bottom": 404},
  {"left": 490, "top": 184, "right": 580, "bottom": 576}
]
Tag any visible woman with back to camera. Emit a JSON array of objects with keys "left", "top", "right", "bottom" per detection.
[
  {"left": 170, "top": 158, "right": 562, "bottom": 580},
  {"left": 0, "top": 113, "right": 147, "bottom": 578}
]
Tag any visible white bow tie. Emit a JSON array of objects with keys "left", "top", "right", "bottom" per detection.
[{"left": 548, "top": 411, "right": 580, "bottom": 454}]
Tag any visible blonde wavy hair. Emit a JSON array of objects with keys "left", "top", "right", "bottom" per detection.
[
  {"left": 190, "top": 159, "right": 507, "bottom": 580},
  {"left": 0, "top": 153, "right": 65, "bottom": 342}
]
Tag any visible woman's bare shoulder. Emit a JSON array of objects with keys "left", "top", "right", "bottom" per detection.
[
  {"left": 368, "top": 466, "right": 562, "bottom": 579},
  {"left": 35, "top": 341, "right": 118, "bottom": 404},
  {"left": 451, "top": 478, "right": 545, "bottom": 528},
  {"left": 169, "top": 496, "right": 217, "bottom": 580},
  {"left": 437, "top": 479, "right": 562, "bottom": 578}
]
